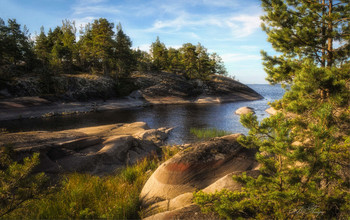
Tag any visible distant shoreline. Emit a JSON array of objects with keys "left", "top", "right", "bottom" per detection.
[{"left": 0, "top": 93, "right": 262, "bottom": 122}]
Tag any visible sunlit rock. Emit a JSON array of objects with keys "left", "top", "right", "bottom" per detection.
[{"left": 235, "top": 106, "right": 255, "bottom": 115}]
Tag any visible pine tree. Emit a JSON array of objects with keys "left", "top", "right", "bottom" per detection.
[
  {"left": 133, "top": 48, "right": 152, "bottom": 72},
  {"left": 209, "top": 53, "right": 227, "bottom": 76},
  {"left": 179, "top": 43, "right": 199, "bottom": 79},
  {"left": 0, "top": 19, "right": 34, "bottom": 69},
  {"left": 60, "top": 20, "right": 76, "bottom": 72},
  {"left": 261, "top": 0, "right": 350, "bottom": 84},
  {"left": 77, "top": 24, "right": 94, "bottom": 72},
  {"left": 114, "top": 23, "right": 135, "bottom": 77},
  {"left": 91, "top": 18, "right": 115, "bottom": 75},
  {"left": 150, "top": 37, "right": 168, "bottom": 71},
  {"left": 48, "top": 26, "right": 64, "bottom": 71},
  {"left": 167, "top": 47, "right": 182, "bottom": 73},
  {"left": 196, "top": 43, "right": 211, "bottom": 78},
  {"left": 35, "top": 26, "right": 50, "bottom": 65},
  {"left": 0, "top": 18, "right": 8, "bottom": 67},
  {"left": 194, "top": 1, "right": 350, "bottom": 219}
]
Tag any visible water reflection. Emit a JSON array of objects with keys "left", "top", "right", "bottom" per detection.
[{"left": 1, "top": 84, "right": 285, "bottom": 144}]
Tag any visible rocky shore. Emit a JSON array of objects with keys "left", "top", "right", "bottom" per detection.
[
  {"left": 1, "top": 121, "right": 259, "bottom": 218},
  {"left": 0, "top": 71, "right": 262, "bottom": 121},
  {"left": 0, "top": 122, "right": 172, "bottom": 175},
  {"left": 0, "top": 71, "right": 264, "bottom": 217}
]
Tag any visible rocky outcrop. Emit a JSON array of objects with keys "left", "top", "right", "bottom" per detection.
[
  {"left": 130, "top": 72, "right": 263, "bottom": 104},
  {"left": 6, "top": 74, "right": 117, "bottom": 101},
  {"left": 140, "top": 134, "right": 259, "bottom": 219},
  {"left": 0, "top": 122, "right": 172, "bottom": 175},
  {"left": 235, "top": 106, "right": 255, "bottom": 115},
  {"left": 0, "top": 71, "right": 262, "bottom": 121},
  {"left": 3, "top": 72, "right": 261, "bottom": 104}
]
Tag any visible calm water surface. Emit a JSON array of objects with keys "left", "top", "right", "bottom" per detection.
[{"left": 2, "top": 84, "right": 285, "bottom": 144}]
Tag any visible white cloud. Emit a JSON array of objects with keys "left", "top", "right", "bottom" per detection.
[
  {"left": 147, "top": 12, "right": 261, "bottom": 39},
  {"left": 152, "top": 16, "right": 187, "bottom": 31},
  {"left": 73, "top": 16, "right": 97, "bottom": 31},
  {"left": 226, "top": 14, "right": 262, "bottom": 38}
]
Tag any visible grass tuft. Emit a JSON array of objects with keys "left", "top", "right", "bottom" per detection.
[{"left": 190, "top": 127, "right": 231, "bottom": 140}]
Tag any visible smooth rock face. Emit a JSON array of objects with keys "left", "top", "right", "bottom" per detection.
[
  {"left": 0, "top": 122, "right": 172, "bottom": 175},
  {"left": 140, "top": 134, "right": 259, "bottom": 219},
  {"left": 235, "top": 106, "right": 255, "bottom": 115}
]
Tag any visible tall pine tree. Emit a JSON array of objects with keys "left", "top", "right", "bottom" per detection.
[
  {"left": 194, "top": 1, "right": 350, "bottom": 219},
  {"left": 91, "top": 18, "right": 115, "bottom": 75},
  {"left": 114, "top": 23, "right": 134, "bottom": 78},
  {"left": 150, "top": 37, "right": 168, "bottom": 71}
]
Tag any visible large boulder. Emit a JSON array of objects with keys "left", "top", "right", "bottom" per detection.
[
  {"left": 235, "top": 106, "right": 255, "bottom": 115},
  {"left": 140, "top": 134, "right": 259, "bottom": 218}
]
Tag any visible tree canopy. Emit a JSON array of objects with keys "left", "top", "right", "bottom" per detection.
[
  {"left": 0, "top": 17, "right": 228, "bottom": 82},
  {"left": 150, "top": 37, "right": 227, "bottom": 79}
]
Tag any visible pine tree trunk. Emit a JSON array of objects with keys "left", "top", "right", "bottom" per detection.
[
  {"left": 321, "top": 0, "right": 326, "bottom": 67},
  {"left": 327, "top": 0, "right": 333, "bottom": 67}
]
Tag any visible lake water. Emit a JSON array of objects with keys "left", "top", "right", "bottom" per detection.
[{"left": 2, "top": 84, "right": 285, "bottom": 144}]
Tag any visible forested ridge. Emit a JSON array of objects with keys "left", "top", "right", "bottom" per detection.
[{"left": 0, "top": 17, "right": 227, "bottom": 83}]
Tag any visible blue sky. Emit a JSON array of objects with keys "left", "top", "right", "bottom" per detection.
[{"left": 0, "top": 0, "right": 275, "bottom": 84}]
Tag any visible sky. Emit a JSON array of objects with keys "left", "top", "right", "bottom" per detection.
[{"left": 0, "top": 0, "right": 276, "bottom": 84}]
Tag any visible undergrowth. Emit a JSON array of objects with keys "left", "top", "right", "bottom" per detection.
[{"left": 4, "top": 146, "right": 180, "bottom": 219}]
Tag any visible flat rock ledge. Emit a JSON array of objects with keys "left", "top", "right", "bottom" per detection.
[
  {"left": 140, "top": 134, "right": 260, "bottom": 219},
  {"left": 0, "top": 122, "right": 172, "bottom": 175}
]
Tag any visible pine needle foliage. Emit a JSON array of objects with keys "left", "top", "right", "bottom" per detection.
[
  {"left": 0, "top": 147, "right": 48, "bottom": 218},
  {"left": 194, "top": 0, "right": 350, "bottom": 219}
]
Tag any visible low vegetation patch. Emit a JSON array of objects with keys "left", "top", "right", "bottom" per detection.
[
  {"left": 3, "top": 146, "right": 180, "bottom": 219},
  {"left": 190, "top": 127, "right": 231, "bottom": 140}
]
